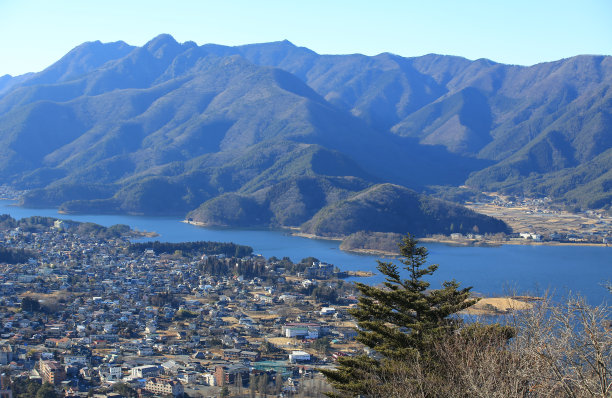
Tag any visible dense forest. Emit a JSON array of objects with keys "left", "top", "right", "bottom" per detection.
[
  {"left": 339, "top": 231, "right": 405, "bottom": 254},
  {"left": 129, "top": 240, "right": 253, "bottom": 258},
  {"left": 301, "top": 184, "right": 511, "bottom": 238},
  {"left": 198, "top": 256, "right": 267, "bottom": 279},
  {"left": 0, "top": 246, "right": 32, "bottom": 264}
]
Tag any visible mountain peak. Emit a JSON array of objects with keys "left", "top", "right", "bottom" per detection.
[
  {"left": 145, "top": 34, "right": 180, "bottom": 55},
  {"left": 1, "top": 39, "right": 610, "bottom": 213}
]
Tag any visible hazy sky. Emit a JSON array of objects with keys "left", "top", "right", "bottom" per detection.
[{"left": 1, "top": 0, "right": 611, "bottom": 76}]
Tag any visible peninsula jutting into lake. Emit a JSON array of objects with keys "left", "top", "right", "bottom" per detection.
[
  {"left": 1, "top": 36, "right": 611, "bottom": 241},
  {"left": 1, "top": 200, "right": 610, "bottom": 305}
]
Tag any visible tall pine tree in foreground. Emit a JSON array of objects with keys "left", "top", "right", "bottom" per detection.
[{"left": 321, "top": 234, "right": 477, "bottom": 397}]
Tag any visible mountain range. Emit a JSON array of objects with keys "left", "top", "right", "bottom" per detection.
[{"left": 0, "top": 34, "right": 610, "bottom": 237}]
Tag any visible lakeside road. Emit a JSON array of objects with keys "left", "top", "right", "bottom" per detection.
[{"left": 419, "top": 237, "right": 610, "bottom": 248}]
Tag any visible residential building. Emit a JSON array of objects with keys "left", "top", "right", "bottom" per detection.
[
  {"left": 130, "top": 365, "right": 160, "bottom": 379},
  {"left": 289, "top": 351, "right": 311, "bottom": 363},
  {"left": 214, "top": 365, "right": 249, "bottom": 387},
  {"left": 145, "top": 378, "right": 184, "bottom": 397},
  {"left": 282, "top": 323, "right": 320, "bottom": 339},
  {"left": 40, "top": 360, "right": 66, "bottom": 385}
]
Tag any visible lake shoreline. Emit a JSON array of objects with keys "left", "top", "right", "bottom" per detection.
[
  {"left": 1, "top": 201, "right": 609, "bottom": 304},
  {"left": 183, "top": 219, "right": 610, "bottom": 254},
  {"left": 419, "top": 237, "right": 610, "bottom": 248}
]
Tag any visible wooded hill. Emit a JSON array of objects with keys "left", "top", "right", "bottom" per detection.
[{"left": 1, "top": 35, "right": 610, "bottom": 236}]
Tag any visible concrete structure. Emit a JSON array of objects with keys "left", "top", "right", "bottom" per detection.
[
  {"left": 289, "top": 351, "right": 311, "bottom": 363},
  {"left": 130, "top": 365, "right": 160, "bottom": 379},
  {"left": 39, "top": 360, "right": 66, "bottom": 385},
  {"left": 138, "top": 346, "right": 154, "bottom": 356},
  {"left": 63, "top": 355, "right": 87, "bottom": 366},
  {"left": 320, "top": 307, "right": 336, "bottom": 316},
  {"left": 100, "top": 365, "right": 122, "bottom": 382},
  {"left": 215, "top": 365, "right": 250, "bottom": 387},
  {"left": 0, "top": 346, "right": 12, "bottom": 366},
  {"left": 304, "top": 262, "right": 334, "bottom": 279},
  {"left": 282, "top": 323, "right": 320, "bottom": 339},
  {"left": 145, "top": 378, "right": 184, "bottom": 397}
]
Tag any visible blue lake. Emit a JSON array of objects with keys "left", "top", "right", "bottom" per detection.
[{"left": 1, "top": 200, "right": 610, "bottom": 304}]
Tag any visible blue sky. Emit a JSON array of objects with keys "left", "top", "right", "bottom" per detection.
[{"left": 1, "top": 0, "right": 611, "bottom": 76}]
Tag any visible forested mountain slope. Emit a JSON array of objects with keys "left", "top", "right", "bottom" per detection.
[{"left": 0, "top": 34, "right": 609, "bottom": 236}]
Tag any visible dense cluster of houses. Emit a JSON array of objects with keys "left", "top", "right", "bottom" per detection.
[{"left": 0, "top": 220, "right": 362, "bottom": 397}]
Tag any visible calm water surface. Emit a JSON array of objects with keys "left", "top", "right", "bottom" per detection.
[{"left": 1, "top": 200, "right": 610, "bottom": 304}]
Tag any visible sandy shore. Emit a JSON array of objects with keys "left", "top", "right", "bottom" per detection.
[
  {"left": 419, "top": 237, "right": 502, "bottom": 247},
  {"left": 131, "top": 230, "right": 159, "bottom": 238},
  {"left": 463, "top": 296, "right": 541, "bottom": 316},
  {"left": 290, "top": 232, "right": 343, "bottom": 241},
  {"left": 345, "top": 270, "right": 376, "bottom": 277},
  {"left": 182, "top": 219, "right": 227, "bottom": 228},
  {"left": 183, "top": 219, "right": 207, "bottom": 226},
  {"left": 340, "top": 247, "right": 400, "bottom": 257}
]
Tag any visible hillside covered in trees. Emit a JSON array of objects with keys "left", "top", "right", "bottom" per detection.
[{"left": 0, "top": 35, "right": 609, "bottom": 236}]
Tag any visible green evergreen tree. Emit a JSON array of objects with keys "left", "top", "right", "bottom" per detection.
[
  {"left": 35, "top": 383, "right": 57, "bottom": 398},
  {"left": 321, "top": 234, "right": 477, "bottom": 397},
  {"left": 21, "top": 296, "right": 40, "bottom": 312},
  {"left": 113, "top": 382, "right": 137, "bottom": 397}
]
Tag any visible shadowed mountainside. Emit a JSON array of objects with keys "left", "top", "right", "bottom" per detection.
[{"left": 0, "top": 35, "right": 609, "bottom": 236}]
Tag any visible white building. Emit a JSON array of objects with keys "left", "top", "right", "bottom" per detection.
[
  {"left": 320, "top": 307, "right": 336, "bottom": 316},
  {"left": 289, "top": 351, "right": 311, "bottom": 363},
  {"left": 100, "top": 365, "right": 122, "bottom": 382},
  {"left": 130, "top": 365, "right": 160, "bottom": 379},
  {"left": 283, "top": 323, "right": 320, "bottom": 339},
  {"left": 64, "top": 355, "right": 87, "bottom": 367},
  {"left": 178, "top": 372, "right": 198, "bottom": 384},
  {"left": 202, "top": 373, "right": 216, "bottom": 386},
  {"left": 520, "top": 232, "right": 542, "bottom": 241}
]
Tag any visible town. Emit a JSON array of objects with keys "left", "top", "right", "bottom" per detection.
[
  {"left": 0, "top": 215, "right": 364, "bottom": 397},
  {"left": 462, "top": 194, "right": 612, "bottom": 245}
]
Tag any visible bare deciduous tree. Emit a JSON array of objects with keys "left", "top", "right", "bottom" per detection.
[
  {"left": 511, "top": 296, "right": 611, "bottom": 398},
  {"left": 348, "top": 295, "right": 610, "bottom": 398}
]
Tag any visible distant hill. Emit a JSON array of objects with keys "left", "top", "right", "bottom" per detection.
[
  {"left": 0, "top": 35, "right": 609, "bottom": 237},
  {"left": 186, "top": 174, "right": 372, "bottom": 228},
  {"left": 300, "top": 184, "right": 511, "bottom": 238}
]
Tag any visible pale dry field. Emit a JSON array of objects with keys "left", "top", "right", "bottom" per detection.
[
  {"left": 466, "top": 203, "right": 611, "bottom": 237},
  {"left": 463, "top": 297, "right": 536, "bottom": 315}
]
